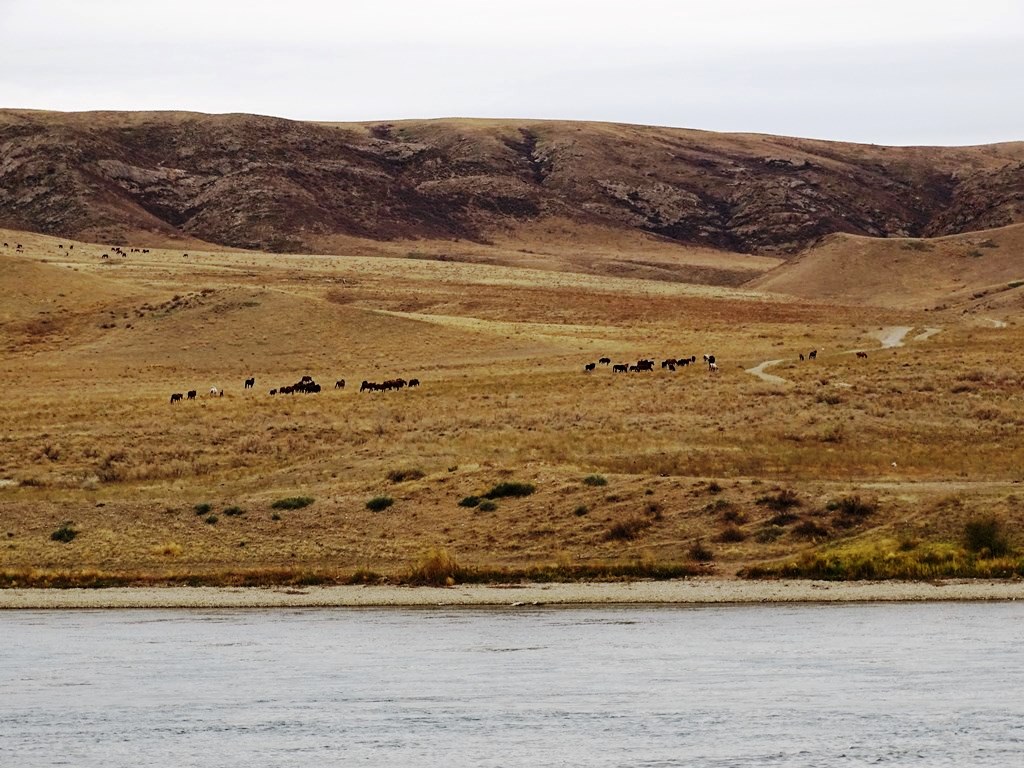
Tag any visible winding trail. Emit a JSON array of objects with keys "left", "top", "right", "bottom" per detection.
[
  {"left": 745, "top": 359, "right": 788, "bottom": 384},
  {"left": 744, "top": 325, "right": 944, "bottom": 385},
  {"left": 982, "top": 317, "right": 1008, "bottom": 328}
]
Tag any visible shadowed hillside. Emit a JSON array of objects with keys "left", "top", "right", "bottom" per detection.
[{"left": 1, "top": 109, "right": 1022, "bottom": 257}]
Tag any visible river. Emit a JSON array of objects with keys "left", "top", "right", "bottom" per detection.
[{"left": 2, "top": 603, "right": 1022, "bottom": 767}]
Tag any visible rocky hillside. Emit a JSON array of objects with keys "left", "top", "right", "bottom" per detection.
[{"left": 1, "top": 109, "right": 1022, "bottom": 255}]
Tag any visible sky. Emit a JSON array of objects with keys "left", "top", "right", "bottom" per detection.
[{"left": 1, "top": 0, "right": 1021, "bottom": 146}]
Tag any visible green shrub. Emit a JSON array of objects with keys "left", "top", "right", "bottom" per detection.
[
  {"left": 707, "top": 481, "right": 723, "bottom": 494},
  {"left": 964, "top": 516, "right": 1011, "bottom": 557},
  {"left": 573, "top": 504, "right": 589, "bottom": 516},
  {"left": 829, "top": 495, "right": 876, "bottom": 518},
  {"left": 387, "top": 468, "right": 425, "bottom": 483},
  {"left": 193, "top": 503, "right": 212, "bottom": 515},
  {"left": 50, "top": 522, "right": 78, "bottom": 543},
  {"left": 792, "top": 520, "right": 829, "bottom": 539},
  {"left": 484, "top": 481, "right": 535, "bottom": 499},
  {"left": 582, "top": 474, "right": 608, "bottom": 487},
  {"left": 223, "top": 506, "right": 244, "bottom": 517},
  {"left": 271, "top": 496, "right": 314, "bottom": 510},
  {"left": 204, "top": 515, "right": 219, "bottom": 525},
  {"left": 366, "top": 496, "right": 394, "bottom": 512},
  {"left": 458, "top": 495, "right": 481, "bottom": 508},
  {"left": 478, "top": 500, "right": 498, "bottom": 512}
]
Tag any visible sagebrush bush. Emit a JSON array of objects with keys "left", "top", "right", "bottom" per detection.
[
  {"left": 582, "top": 474, "right": 608, "bottom": 487},
  {"left": 478, "top": 500, "right": 498, "bottom": 512},
  {"left": 366, "top": 496, "right": 394, "bottom": 512},
  {"left": 458, "top": 496, "right": 481, "bottom": 508},
  {"left": 715, "top": 525, "right": 746, "bottom": 543},
  {"left": 388, "top": 468, "right": 425, "bottom": 483},
  {"left": 223, "top": 506, "right": 244, "bottom": 516},
  {"left": 484, "top": 482, "right": 535, "bottom": 499},
  {"left": 605, "top": 517, "right": 651, "bottom": 541},
  {"left": 688, "top": 539, "right": 714, "bottom": 562},
  {"left": 50, "top": 522, "right": 78, "bottom": 543},
  {"left": 193, "top": 503, "right": 212, "bottom": 515},
  {"left": 271, "top": 496, "right": 314, "bottom": 510},
  {"left": 756, "top": 489, "right": 801, "bottom": 511}
]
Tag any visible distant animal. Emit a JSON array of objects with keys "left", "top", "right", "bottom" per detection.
[
  {"left": 856, "top": 351, "right": 868, "bottom": 359},
  {"left": 186, "top": 390, "right": 197, "bottom": 400},
  {"left": 705, "top": 354, "right": 716, "bottom": 367},
  {"left": 612, "top": 364, "right": 628, "bottom": 373},
  {"left": 809, "top": 350, "right": 817, "bottom": 360},
  {"left": 360, "top": 380, "right": 372, "bottom": 392},
  {"left": 269, "top": 389, "right": 277, "bottom": 396},
  {"left": 584, "top": 362, "right": 596, "bottom": 372},
  {"left": 182, "top": 253, "right": 189, "bottom": 258},
  {"left": 170, "top": 392, "right": 183, "bottom": 403},
  {"left": 335, "top": 379, "right": 345, "bottom": 389},
  {"left": 101, "top": 253, "right": 109, "bottom": 259},
  {"left": 708, "top": 362, "right": 719, "bottom": 373},
  {"left": 2, "top": 243, "right": 7, "bottom": 248},
  {"left": 636, "top": 359, "right": 654, "bottom": 371},
  {"left": 58, "top": 244, "right": 63, "bottom": 249},
  {"left": 68, "top": 245, "right": 73, "bottom": 250},
  {"left": 244, "top": 377, "right": 255, "bottom": 389},
  {"left": 210, "top": 387, "right": 219, "bottom": 396},
  {"left": 408, "top": 378, "right": 420, "bottom": 387},
  {"left": 599, "top": 357, "right": 611, "bottom": 365},
  {"left": 799, "top": 353, "right": 805, "bottom": 361}
]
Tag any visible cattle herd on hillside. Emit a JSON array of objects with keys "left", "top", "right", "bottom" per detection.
[{"left": 169, "top": 374, "right": 422, "bottom": 403}]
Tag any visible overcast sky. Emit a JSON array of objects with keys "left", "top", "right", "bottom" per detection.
[{"left": 1, "top": 0, "right": 1021, "bottom": 145}]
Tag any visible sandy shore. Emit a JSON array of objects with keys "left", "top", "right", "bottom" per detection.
[{"left": 1, "top": 579, "right": 1023, "bottom": 609}]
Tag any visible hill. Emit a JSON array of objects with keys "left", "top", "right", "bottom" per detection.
[{"left": 1, "top": 109, "right": 1022, "bottom": 258}]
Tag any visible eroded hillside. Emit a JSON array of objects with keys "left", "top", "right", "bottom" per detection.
[{"left": 1, "top": 110, "right": 1022, "bottom": 256}]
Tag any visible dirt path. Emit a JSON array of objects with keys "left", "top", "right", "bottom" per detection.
[
  {"left": 913, "top": 327, "right": 942, "bottom": 342},
  {"left": 873, "top": 326, "right": 913, "bottom": 348},
  {"left": 982, "top": 317, "right": 1008, "bottom": 328},
  {"left": 745, "top": 359, "right": 788, "bottom": 384}
]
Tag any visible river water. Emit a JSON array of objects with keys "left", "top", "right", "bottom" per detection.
[{"left": 2, "top": 603, "right": 1023, "bottom": 767}]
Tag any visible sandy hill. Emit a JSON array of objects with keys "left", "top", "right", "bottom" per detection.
[{"left": 1, "top": 109, "right": 1022, "bottom": 259}]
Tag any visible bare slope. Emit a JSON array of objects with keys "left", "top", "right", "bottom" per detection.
[
  {"left": 749, "top": 223, "right": 1024, "bottom": 311},
  {"left": 1, "top": 109, "right": 1022, "bottom": 258}
]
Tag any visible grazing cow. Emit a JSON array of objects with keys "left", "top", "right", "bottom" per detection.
[
  {"left": 68, "top": 245, "right": 73, "bottom": 251},
  {"left": 599, "top": 357, "right": 611, "bottom": 365},
  {"left": 856, "top": 351, "right": 868, "bottom": 359},
  {"left": 360, "top": 380, "right": 371, "bottom": 392},
  {"left": 636, "top": 360, "right": 654, "bottom": 371},
  {"left": 269, "top": 389, "right": 277, "bottom": 396},
  {"left": 58, "top": 244, "right": 63, "bottom": 249},
  {"left": 210, "top": 387, "right": 219, "bottom": 396},
  {"left": 16, "top": 244, "right": 23, "bottom": 250},
  {"left": 705, "top": 354, "right": 716, "bottom": 367},
  {"left": 809, "top": 349, "right": 817, "bottom": 360},
  {"left": 629, "top": 365, "right": 639, "bottom": 372},
  {"left": 799, "top": 353, "right": 805, "bottom": 361},
  {"left": 101, "top": 253, "right": 109, "bottom": 259},
  {"left": 2, "top": 243, "right": 7, "bottom": 248},
  {"left": 244, "top": 377, "right": 255, "bottom": 389},
  {"left": 585, "top": 362, "right": 596, "bottom": 372},
  {"left": 612, "top": 364, "right": 628, "bottom": 373},
  {"left": 408, "top": 378, "right": 420, "bottom": 387},
  {"left": 183, "top": 253, "right": 189, "bottom": 258},
  {"left": 186, "top": 390, "right": 197, "bottom": 400},
  {"left": 708, "top": 362, "right": 719, "bottom": 373},
  {"left": 661, "top": 359, "right": 674, "bottom": 369},
  {"left": 335, "top": 379, "right": 345, "bottom": 389},
  {"left": 170, "top": 392, "right": 183, "bottom": 403}
]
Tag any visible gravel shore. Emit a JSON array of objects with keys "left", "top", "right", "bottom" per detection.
[{"left": 2, "top": 579, "right": 1022, "bottom": 609}]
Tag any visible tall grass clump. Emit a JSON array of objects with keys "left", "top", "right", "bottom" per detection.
[
  {"left": 582, "top": 474, "right": 608, "bottom": 487},
  {"left": 271, "top": 496, "right": 314, "bottom": 510},
  {"left": 756, "top": 489, "right": 801, "bottom": 511},
  {"left": 963, "top": 516, "right": 1011, "bottom": 557},
  {"left": 605, "top": 516, "right": 651, "bottom": 541},
  {"left": 406, "top": 548, "right": 463, "bottom": 586}
]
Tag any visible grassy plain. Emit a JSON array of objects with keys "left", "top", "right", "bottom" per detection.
[{"left": 1, "top": 226, "right": 1022, "bottom": 586}]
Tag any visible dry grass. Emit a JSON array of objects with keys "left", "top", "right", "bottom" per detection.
[{"left": 1, "top": 228, "right": 1022, "bottom": 582}]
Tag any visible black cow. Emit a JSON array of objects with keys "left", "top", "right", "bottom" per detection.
[
  {"left": 335, "top": 379, "right": 345, "bottom": 389},
  {"left": 599, "top": 357, "right": 611, "bottom": 365},
  {"left": 408, "top": 378, "right": 420, "bottom": 387},
  {"left": 856, "top": 351, "right": 868, "bottom": 359},
  {"left": 612, "top": 364, "right": 628, "bottom": 373},
  {"left": 186, "top": 390, "right": 197, "bottom": 400},
  {"left": 269, "top": 389, "right": 277, "bottom": 395},
  {"left": 809, "top": 350, "right": 817, "bottom": 360},
  {"left": 585, "top": 362, "right": 596, "bottom": 372},
  {"left": 170, "top": 392, "right": 183, "bottom": 403},
  {"left": 244, "top": 377, "right": 255, "bottom": 389}
]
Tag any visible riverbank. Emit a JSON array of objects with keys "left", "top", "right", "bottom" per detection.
[{"left": 2, "top": 579, "right": 1022, "bottom": 609}]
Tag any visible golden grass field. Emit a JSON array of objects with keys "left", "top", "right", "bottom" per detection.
[{"left": 2, "top": 224, "right": 1022, "bottom": 586}]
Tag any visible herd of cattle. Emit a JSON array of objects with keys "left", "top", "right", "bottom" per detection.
[
  {"left": 586, "top": 354, "right": 720, "bottom": 374},
  {"left": 169, "top": 374, "right": 421, "bottom": 403}
]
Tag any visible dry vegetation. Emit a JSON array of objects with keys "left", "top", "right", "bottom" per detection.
[{"left": 1, "top": 226, "right": 1023, "bottom": 586}]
